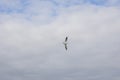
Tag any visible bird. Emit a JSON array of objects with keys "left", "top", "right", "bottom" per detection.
[{"left": 63, "top": 37, "right": 68, "bottom": 50}]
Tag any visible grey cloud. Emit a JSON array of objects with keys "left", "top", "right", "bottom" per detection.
[{"left": 0, "top": 2, "right": 120, "bottom": 80}]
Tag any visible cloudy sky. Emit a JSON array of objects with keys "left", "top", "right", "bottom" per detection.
[{"left": 0, "top": 0, "right": 120, "bottom": 80}]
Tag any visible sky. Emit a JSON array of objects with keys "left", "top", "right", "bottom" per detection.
[{"left": 0, "top": 0, "right": 120, "bottom": 80}]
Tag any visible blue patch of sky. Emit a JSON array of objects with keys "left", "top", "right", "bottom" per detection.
[
  {"left": 0, "top": 0, "right": 119, "bottom": 22},
  {"left": 0, "top": 0, "right": 116, "bottom": 14},
  {"left": 49, "top": 0, "right": 108, "bottom": 7},
  {"left": 47, "top": 1, "right": 58, "bottom": 17},
  {"left": 85, "top": 0, "right": 107, "bottom": 5},
  {"left": 0, "top": 0, "right": 29, "bottom": 14},
  {"left": 50, "top": 0, "right": 83, "bottom": 7}
]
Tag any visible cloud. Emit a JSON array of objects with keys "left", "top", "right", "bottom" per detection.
[{"left": 0, "top": 0, "right": 120, "bottom": 80}]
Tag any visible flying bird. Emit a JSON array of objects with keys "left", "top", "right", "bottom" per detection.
[{"left": 63, "top": 37, "right": 68, "bottom": 50}]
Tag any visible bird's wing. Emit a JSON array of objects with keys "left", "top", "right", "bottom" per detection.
[
  {"left": 65, "top": 37, "right": 68, "bottom": 42},
  {"left": 65, "top": 44, "right": 67, "bottom": 50}
]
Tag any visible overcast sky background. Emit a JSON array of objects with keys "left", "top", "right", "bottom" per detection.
[{"left": 0, "top": 0, "right": 120, "bottom": 80}]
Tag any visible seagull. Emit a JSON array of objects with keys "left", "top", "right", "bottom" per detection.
[{"left": 63, "top": 37, "right": 68, "bottom": 50}]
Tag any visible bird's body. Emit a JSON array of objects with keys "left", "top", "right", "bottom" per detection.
[{"left": 63, "top": 37, "right": 68, "bottom": 50}]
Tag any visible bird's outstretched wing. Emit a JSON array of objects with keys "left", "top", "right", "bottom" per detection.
[
  {"left": 65, "top": 44, "right": 67, "bottom": 50},
  {"left": 65, "top": 37, "right": 68, "bottom": 42}
]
